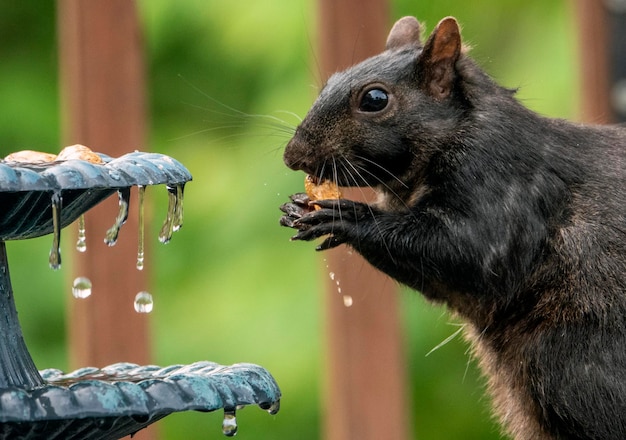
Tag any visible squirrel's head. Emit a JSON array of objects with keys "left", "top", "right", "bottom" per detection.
[{"left": 284, "top": 16, "right": 468, "bottom": 193}]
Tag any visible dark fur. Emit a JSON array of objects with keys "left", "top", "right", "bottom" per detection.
[{"left": 280, "top": 16, "right": 626, "bottom": 440}]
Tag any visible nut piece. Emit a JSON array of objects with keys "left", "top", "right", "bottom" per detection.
[
  {"left": 4, "top": 144, "right": 104, "bottom": 164},
  {"left": 56, "top": 144, "right": 104, "bottom": 164},
  {"left": 4, "top": 150, "right": 57, "bottom": 163},
  {"left": 304, "top": 175, "right": 342, "bottom": 209}
]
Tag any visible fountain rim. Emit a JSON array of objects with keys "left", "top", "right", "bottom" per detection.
[
  {"left": 0, "top": 151, "right": 192, "bottom": 193},
  {"left": 0, "top": 150, "right": 193, "bottom": 240}
]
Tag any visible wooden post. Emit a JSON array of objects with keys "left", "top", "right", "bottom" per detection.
[
  {"left": 575, "top": 0, "right": 612, "bottom": 123},
  {"left": 57, "top": 1, "right": 155, "bottom": 439},
  {"left": 576, "top": 0, "right": 626, "bottom": 124},
  {"left": 317, "top": 1, "right": 413, "bottom": 439}
]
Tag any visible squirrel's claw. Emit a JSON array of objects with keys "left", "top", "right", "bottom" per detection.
[
  {"left": 316, "top": 236, "right": 344, "bottom": 251},
  {"left": 279, "top": 193, "right": 316, "bottom": 229},
  {"left": 289, "top": 192, "right": 311, "bottom": 205}
]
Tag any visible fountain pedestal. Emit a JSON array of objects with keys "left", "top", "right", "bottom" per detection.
[{"left": 0, "top": 151, "right": 281, "bottom": 439}]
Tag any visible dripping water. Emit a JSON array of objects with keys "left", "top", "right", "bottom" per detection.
[
  {"left": 158, "top": 186, "right": 176, "bottom": 243},
  {"left": 173, "top": 184, "right": 184, "bottom": 231},
  {"left": 222, "top": 408, "right": 238, "bottom": 437},
  {"left": 261, "top": 400, "right": 280, "bottom": 415},
  {"left": 72, "top": 277, "right": 92, "bottom": 298},
  {"left": 134, "top": 291, "right": 153, "bottom": 313},
  {"left": 104, "top": 188, "right": 131, "bottom": 246},
  {"left": 328, "top": 271, "right": 352, "bottom": 307},
  {"left": 76, "top": 214, "right": 87, "bottom": 252},
  {"left": 159, "top": 184, "right": 185, "bottom": 244},
  {"left": 49, "top": 192, "right": 62, "bottom": 270},
  {"left": 136, "top": 185, "right": 145, "bottom": 270}
]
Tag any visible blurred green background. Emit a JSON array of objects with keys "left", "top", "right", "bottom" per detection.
[{"left": 0, "top": 0, "right": 578, "bottom": 438}]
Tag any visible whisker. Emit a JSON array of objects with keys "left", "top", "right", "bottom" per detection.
[
  {"left": 176, "top": 74, "right": 298, "bottom": 145},
  {"left": 337, "top": 156, "right": 397, "bottom": 265},
  {"left": 191, "top": 105, "right": 297, "bottom": 135},
  {"left": 352, "top": 154, "right": 409, "bottom": 189},
  {"left": 332, "top": 157, "right": 342, "bottom": 234},
  {"left": 344, "top": 160, "right": 413, "bottom": 213},
  {"left": 166, "top": 124, "right": 248, "bottom": 142},
  {"left": 178, "top": 74, "right": 259, "bottom": 120},
  {"left": 168, "top": 123, "right": 295, "bottom": 147},
  {"left": 274, "top": 109, "right": 303, "bottom": 124},
  {"left": 182, "top": 101, "right": 252, "bottom": 122},
  {"left": 318, "top": 160, "right": 328, "bottom": 183}
]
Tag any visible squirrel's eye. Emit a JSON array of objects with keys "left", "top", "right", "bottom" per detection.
[{"left": 359, "top": 88, "right": 389, "bottom": 112}]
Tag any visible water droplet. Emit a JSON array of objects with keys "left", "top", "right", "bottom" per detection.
[
  {"left": 76, "top": 214, "right": 87, "bottom": 252},
  {"left": 49, "top": 193, "right": 62, "bottom": 270},
  {"left": 222, "top": 409, "right": 238, "bottom": 437},
  {"left": 158, "top": 188, "right": 176, "bottom": 243},
  {"left": 72, "top": 277, "right": 92, "bottom": 299},
  {"left": 328, "top": 271, "right": 350, "bottom": 305},
  {"left": 158, "top": 184, "right": 185, "bottom": 243},
  {"left": 134, "top": 291, "right": 153, "bottom": 313},
  {"left": 136, "top": 186, "right": 145, "bottom": 271},
  {"left": 266, "top": 401, "right": 280, "bottom": 415},
  {"left": 104, "top": 188, "right": 131, "bottom": 246},
  {"left": 173, "top": 184, "right": 184, "bottom": 232},
  {"left": 330, "top": 272, "right": 342, "bottom": 291}
]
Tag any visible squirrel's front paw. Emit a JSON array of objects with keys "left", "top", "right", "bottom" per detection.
[{"left": 288, "top": 199, "right": 369, "bottom": 251}]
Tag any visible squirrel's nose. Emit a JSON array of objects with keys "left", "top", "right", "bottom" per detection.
[{"left": 283, "top": 135, "right": 309, "bottom": 171}]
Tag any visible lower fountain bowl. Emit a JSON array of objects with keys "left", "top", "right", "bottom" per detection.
[{"left": 0, "top": 361, "right": 281, "bottom": 440}]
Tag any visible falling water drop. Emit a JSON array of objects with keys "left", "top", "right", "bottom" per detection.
[
  {"left": 222, "top": 409, "right": 238, "bottom": 437},
  {"left": 134, "top": 291, "right": 153, "bottom": 313},
  {"left": 136, "top": 186, "right": 145, "bottom": 271},
  {"left": 104, "top": 188, "right": 131, "bottom": 246},
  {"left": 159, "top": 184, "right": 184, "bottom": 243},
  {"left": 76, "top": 214, "right": 87, "bottom": 252},
  {"left": 49, "top": 192, "right": 62, "bottom": 270},
  {"left": 328, "top": 271, "right": 352, "bottom": 306},
  {"left": 72, "top": 277, "right": 92, "bottom": 299}
]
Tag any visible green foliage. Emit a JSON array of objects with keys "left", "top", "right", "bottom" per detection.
[{"left": 0, "top": 1, "right": 577, "bottom": 439}]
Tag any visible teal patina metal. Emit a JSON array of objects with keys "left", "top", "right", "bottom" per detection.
[{"left": 0, "top": 151, "right": 281, "bottom": 439}]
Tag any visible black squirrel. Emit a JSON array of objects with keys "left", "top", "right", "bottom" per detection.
[{"left": 279, "top": 15, "right": 626, "bottom": 440}]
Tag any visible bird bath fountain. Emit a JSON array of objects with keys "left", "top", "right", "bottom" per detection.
[{"left": 0, "top": 148, "right": 281, "bottom": 439}]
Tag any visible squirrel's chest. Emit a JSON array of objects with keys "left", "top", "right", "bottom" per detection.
[{"left": 464, "top": 325, "right": 553, "bottom": 440}]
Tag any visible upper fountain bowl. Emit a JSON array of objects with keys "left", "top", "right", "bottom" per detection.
[{"left": 0, "top": 151, "right": 192, "bottom": 240}]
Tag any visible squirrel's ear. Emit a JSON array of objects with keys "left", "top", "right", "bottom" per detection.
[
  {"left": 417, "top": 17, "right": 461, "bottom": 100},
  {"left": 386, "top": 16, "right": 422, "bottom": 50}
]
